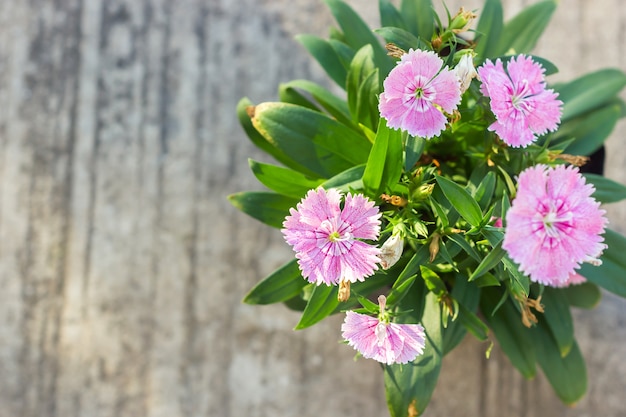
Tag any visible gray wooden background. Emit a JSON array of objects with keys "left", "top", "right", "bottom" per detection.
[{"left": 0, "top": 0, "right": 625, "bottom": 416}]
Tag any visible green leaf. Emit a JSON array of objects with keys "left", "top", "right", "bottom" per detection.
[
  {"left": 324, "top": 0, "right": 393, "bottom": 75},
  {"left": 533, "top": 321, "right": 587, "bottom": 405},
  {"left": 447, "top": 234, "right": 481, "bottom": 262},
  {"left": 374, "top": 27, "right": 420, "bottom": 52},
  {"left": 243, "top": 260, "right": 307, "bottom": 305},
  {"left": 238, "top": 98, "right": 316, "bottom": 175},
  {"left": 347, "top": 45, "right": 380, "bottom": 130},
  {"left": 279, "top": 80, "right": 353, "bottom": 127},
  {"left": 474, "top": 0, "right": 503, "bottom": 59},
  {"left": 473, "top": 171, "right": 496, "bottom": 211},
  {"left": 387, "top": 245, "right": 430, "bottom": 306},
  {"left": 580, "top": 229, "right": 626, "bottom": 298},
  {"left": 228, "top": 192, "right": 299, "bottom": 228},
  {"left": 384, "top": 292, "right": 442, "bottom": 417},
  {"left": 420, "top": 266, "right": 446, "bottom": 296},
  {"left": 400, "top": 0, "right": 435, "bottom": 42},
  {"left": 379, "top": 0, "right": 408, "bottom": 30},
  {"left": 322, "top": 164, "right": 366, "bottom": 190},
  {"left": 480, "top": 287, "right": 536, "bottom": 378},
  {"left": 555, "top": 69, "right": 626, "bottom": 121},
  {"left": 252, "top": 102, "right": 371, "bottom": 177},
  {"left": 296, "top": 34, "right": 348, "bottom": 88},
  {"left": 541, "top": 287, "right": 574, "bottom": 357},
  {"left": 362, "top": 118, "right": 403, "bottom": 197},
  {"left": 469, "top": 240, "right": 505, "bottom": 281},
  {"left": 249, "top": 160, "right": 323, "bottom": 199},
  {"left": 502, "top": 256, "right": 530, "bottom": 298},
  {"left": 443, "top": 275, "right": 486, "bottom": 354},
  {"left": 584, "top": 173, "right": 626, "bottom": 204},
  {"left": 435, "top": 175, "right": 483, "bottom": 227},
  {"left": 496, "top": 0, "right": 556, "bottom": 55},
  {"left": 294, "top": 284, "right": 339, "bottom": 329},
  {"left": 562, "top": 282, "right": 601, "bottom": 309},
  {"left": 556, "top": 100, "right": 623, "bottom": 155},
  {"left": 404, "top": 135, "right": 425, "bottom": 172}
]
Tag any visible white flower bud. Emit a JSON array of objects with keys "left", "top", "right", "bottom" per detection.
[
  {"left": 454, "top": 53, "right": 477, "bottom": 93},
  {"left": 379, "top": 234, "right": 403, "bottom": 270}
]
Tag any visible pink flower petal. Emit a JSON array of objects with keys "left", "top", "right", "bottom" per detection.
[
  {"left": 478, "top": 55, "right": 562, "bottom": 148},
  {"left": 341, "top": 311, "right": 426, "bottom": 365},
  {"left": 503, "top": 165, "right": 608, "bottom": 286},
  {"left": 282, "top": 188, "right": 381, "bottom": 285},
  {"left": 379, "top": 49, "right": 461, "bottom": 139}
]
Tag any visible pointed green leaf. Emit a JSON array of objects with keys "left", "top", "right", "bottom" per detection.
[
  {"left": 496, "top": 1, "right": 557, "bottom": 55},
  {"left": 295, "top": 284, "right": 339, "bottom": 330},
  {"left": 555, "top": 69, "right": 626, "bottom": 121},
  {"left": 420, "top": 266, "right": 446, "bottom": 296},
  {"left": 296, "top": 34, "right": 348, "bottom": 88},
  {"left": 435, "top": 175, "right": 483, "bottom": 227},
  {"left": 533, "top": 321, "right": 587, "bottom": 405},
  {"left": 580, "top": 229, "right": 626, "bottom": 298},
  {"left": 387, "top": 245, "right": 430, "bottom": 306},
  {"left": 481, "top": 287, "right": 536, "bottom": 378},
  {"left": 379, "top": 0, "right": 408, "bottom": 30},
  {"left": 469, "top": 240, "right": 505, "bottom": 281},
  {"left": 400, "top": 0, "right": 435, "bottom": 42},
  {"left": 324, "top": 0, "right": 393, "bottom": 75},
  {"left": 252, "top": 102, "right": 371, "bottom": 177},
  {"left": 404, "top": 135, "right": 425, "bottom": 172},
  {"left": 228, "top": 192, "right": 299, "bottom": 228},
  {"left": 541, "top": 287, "right": 574, "bottom": 357},
  {"left": 249, "top": 160, "right": 323, "bottom": 199},
  {"left": 322, "top": 164, "right": 366, "bottom": 190},
  {"left": 244, "top": 260, "right": 307, "bottom": 305},
  {"left": 347, "top": 45, "right": 380, "bottom": 129},
  {"left": 556, "top": 100, "right": 623, "bottom": 155},
  {"left": 384, "top": 292, "right": 442, "bottom": 417},
  {"left": 584, "top": 173, "right": 626, "bottom": 204},
  {"left": 562, "top": 282, "right": 601, "bottom": 309},
  {"left": 363, "top": 118, "right": 403, "bottom": 197},
  {"left": 279, "top": 80, "right": 352, "bottom": 127},
  {"left": 374, "top": 27, "right": 420, "bottom": 52},
  {"left": 238, "top": 98, "right": 318, "bottom": 176},
  {"left": 474, "top": 0, "right": 503, "bottom": 59}
]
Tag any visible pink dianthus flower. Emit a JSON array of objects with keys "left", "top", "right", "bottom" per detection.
[
  {"left": 282, "top": 188, "right": 381, "bottom": 286},
  {"left": 478, "top": 55, "right": 562, "bottom": 148},
  {"left": 379, "top": 49, "right": 461, "bottom": 138},
  {"left": 502, "top": 164, "right": 608, "bottom": 287},
  {"left": 341, "top": 295, "right": 426, "bottom": 365}
]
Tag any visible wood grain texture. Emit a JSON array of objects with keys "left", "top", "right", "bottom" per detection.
[{"left": 0, "top": 0, "right": 624, "bottom": 416}]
